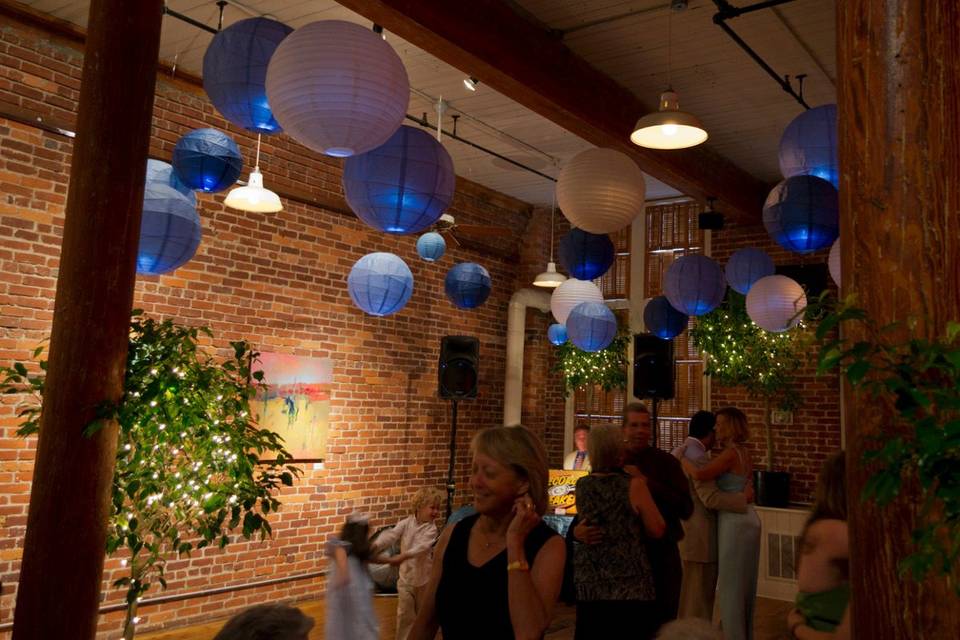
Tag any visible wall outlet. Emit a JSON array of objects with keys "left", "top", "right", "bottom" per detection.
[{"left": 771, "top": 410, "right": 794, "bottom": 425}]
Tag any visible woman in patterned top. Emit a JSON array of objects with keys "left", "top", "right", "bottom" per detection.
[{"left": 574, "top": 424, "right": 666, "bottom": 640}]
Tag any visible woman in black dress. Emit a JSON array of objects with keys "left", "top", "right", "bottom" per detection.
[
  {"left": 574, "top": 424, "right": 666, "bottom": 640},
  {"left": 409, "top": 425, "right": 565, "bottom": 640}
]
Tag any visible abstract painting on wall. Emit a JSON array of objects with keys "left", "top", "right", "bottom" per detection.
[{"left": 253, "top": 352, "right": 332, "bottom": 460}]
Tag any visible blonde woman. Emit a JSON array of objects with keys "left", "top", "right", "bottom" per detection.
[
  {"left": 574, "top": 424, "right": 665, "bottom": 640},
  {"left": 682, "top": 407, "right": 761, "bottom": 640},
  {"left": 409, "top": 426, "right": 565, "bottom": 640}
]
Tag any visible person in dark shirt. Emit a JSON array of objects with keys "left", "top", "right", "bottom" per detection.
[{"left": 574, "top": 402, "right": 693, "bottom": 631}]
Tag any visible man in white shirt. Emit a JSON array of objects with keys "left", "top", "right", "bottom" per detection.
[{"left": 563, "top": 424, "right": 591, "bottom": 471}]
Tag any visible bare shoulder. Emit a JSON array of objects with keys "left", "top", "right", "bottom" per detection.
[{"left": 806, "top": 519, "right": 848, "bottom": 556}]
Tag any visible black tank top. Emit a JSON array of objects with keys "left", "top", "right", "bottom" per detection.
[{"left": 436, "top": 513, "right": 558, "bottom": 639}]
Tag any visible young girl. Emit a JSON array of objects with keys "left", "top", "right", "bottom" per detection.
[
  {"left": 372, "top": 488, "right": 443, "bottom": 640},
  {"left": 326, "top": 514, "right": 379, "bottom": 640},
  {"left": 788, "top": 451, "right": 850, "bottom": 639}
]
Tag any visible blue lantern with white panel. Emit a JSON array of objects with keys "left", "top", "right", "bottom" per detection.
[
  {"left": 725, "top": 247, "right": 775, "bottom": 295},
  {"left": 203, "top": 17, "right": 293, "bottom": 133},
  {"left": 347, "top": 252, "right": 414, "bottom": 317},
  {"left": 416, "top": 231, "right": 446, "bottom": 262},
  {"left": 567, "top": 302, "right": 617, "bottom": 352},
  {"left": 663, "top": 255, "right": 727, "bottom": 316},
  {"left": 343, "top": 125, "right": 455, "bottom": 234},
  {"left": 558, "top": 228, "right": 615, "bottom": 280},
  {"left": 548, "top": 323, "right": 568, "bottom": 346},
  {"left": 172, "top": 128, "right": 243, "bottom": 193},
  {"left": 444, "top": 262, "right": 491, "bottom": 309},
  {"left": 763, "top": 175, "right": 839, "bottom": 254},
  {"left": 779, "top": 104, "right": 838, "bottom": 188},
  {"left": 137, "top": 182, "right": 202, "bottom": 276},
  {"left": 643, "top": 296, "right": 688, "bottom": 339}
]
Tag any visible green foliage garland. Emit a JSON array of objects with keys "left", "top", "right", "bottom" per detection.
[
  {"left": 1, "top": 313, "right": 302, "bottom": 638},
  {"left": 551, "top": 332, "right": 629, "bottom": 395}
]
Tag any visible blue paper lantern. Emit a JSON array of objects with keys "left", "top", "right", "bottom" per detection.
[
  {"left": 203, "top": 17, "right": 293, "bottom": 133},
  {"left": 416, "top": 231, "right": 446, "bottom": 262},
  {"left": 137, "top": 182, "right": 202, "bottom": 275},
  {"left": 172, "top": 128, "right": 243, "bottom": 193},
  {"left": 444, "top": 262, "right": 491, "bottom": 309},
  {"left": 343, "top": 126, "right": 455, "bottom": 234},
  {"left": 567, "top": 302, "right": 617, "bottom": 352},
  {"left": 643, "top": 296, "right": 688, "bottom": 340},
  {"left": 779, "top": 104, "right": 838, "bottom": 188},
  {"left": 347, "top": 252, "right": 414, "bottom": 317},
  {"left": 146, "top": 159, "right": 195, "bottom": 204},
  {"left": 663, "top": 255, "right": 727, "bottom": 316},
  {"left": 558, "top": 228, "right": 615, "bottom": 280},
  {"left": 725, "top": 247, "right": 775, "bottom": 295},
  {"left": 548, "top": 323, "right": 568, "bottom": 346},
  {"left": 763, "top": 176, "right": 839, "bottom": 254}
]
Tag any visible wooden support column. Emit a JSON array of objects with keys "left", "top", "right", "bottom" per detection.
[
  {"left": 11, "top": 1, "right": 163, "bottom": 638},
  {"left": 838, "top": 1, "right": 960, "bottom": 637}
]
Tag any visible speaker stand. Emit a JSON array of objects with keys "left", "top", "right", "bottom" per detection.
[
  {"left": 651, "top": 397, "right": 660, "bottom": 449},
  {"left": 445, "top": 399, "right": 459, "bottom": 520}
]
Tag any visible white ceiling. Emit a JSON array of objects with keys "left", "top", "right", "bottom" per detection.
[{"left": 21, "top": 0, "right": 836, "bottom": 206}]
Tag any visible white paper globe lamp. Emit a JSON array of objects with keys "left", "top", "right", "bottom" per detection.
[
  {"left": 556, "top": 148, "right": 646, "bottom": 234},
  {"left": 550, "top": 278, "right": 604, "bottom": 325},
  {"left": 265, "top": 20, "right": 409, "bottom": 158},
  {"left": 746, "top": 275, "right": 807, "bottom": 333},
  {"left": 567, "top": 302, "right": 617, "bottom": 352},
  {"left": 828, "top": 238, "right": 841, "bottom": 288},
  {"left": 347, "top": 252, "right": 414, "bottom": 317}
]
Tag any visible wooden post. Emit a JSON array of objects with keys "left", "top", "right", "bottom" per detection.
[
  {"left": 11, "top": 1, "right": 163, "bottom": 638},
  {"left": 838, "top": 1, "right": 960, "bottom": 637}
]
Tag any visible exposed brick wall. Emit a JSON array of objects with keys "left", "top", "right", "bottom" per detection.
[
  {"left": 710, "top": 219, "right": 842, "bottom": 504},
  {"left": 0, "top": 16, "right": 566, "bottom": 638}
]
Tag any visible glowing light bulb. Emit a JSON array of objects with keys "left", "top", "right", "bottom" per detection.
[{"left": 661, "top": 123, "right": 678, "bottom": 136}]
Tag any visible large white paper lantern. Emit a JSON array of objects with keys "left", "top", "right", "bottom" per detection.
[
  {"left": 556, "top": 148, "right": 646, "bottom": 234},
  {"left": 265, "top": 20, "right": 409, "bottom": 158},
  {"left": 828, "top": 238, "right": 841, "bottom": 287},
  {"left": 551, "top": 278, "right": 604, "bottom": 325},
  {"left": 746, "top": 275, "right": 807, "bottom": 333}
]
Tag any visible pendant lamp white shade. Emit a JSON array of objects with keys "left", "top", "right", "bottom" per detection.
[
  {"left": 534, "top": 262, "right": 567, "bottom": 288},
  {"left": 556, "top": 148, "right": 646, "bottom": 234},
  {"left": 551, "top": 278, "right": 604, "bottom": 325},
  {"left": 265, "top": 20, "right": 409, "bottom": 158},
  {"left": 746, "top": 275, "right": 807, "bottom": 333},
  {"left": 828, "top": 238, "right": 841, "bottom": 288},
  {"left": 224, "top": 169, "right": 282, "bottom": 213},
  {"left": 631, "top": 91, "right": 708, "bottom": 150}
]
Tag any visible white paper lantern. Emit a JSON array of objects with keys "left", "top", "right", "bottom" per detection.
[
  {"left": 551, "top": 278, "right": 604, "bottom": 325},
  {"left": 556, "top": 148, "right": 646, "bottom": 234},
  {"left": 265, "top": 20, "right": 409, "bottom": 158},
  {"left": 828, "top": 238, "right": 841, "bottom": 287},
  {"left": 746, "top": 275, "right": 807, "bottom": 333}
]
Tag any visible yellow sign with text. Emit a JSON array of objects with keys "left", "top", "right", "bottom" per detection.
[{"left": 548, "top": 469, "right": 587, "bottom": 515}]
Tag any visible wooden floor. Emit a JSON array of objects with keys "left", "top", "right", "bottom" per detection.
[{"left": 140, "top": 595, "right": 792, "bottom": 639}]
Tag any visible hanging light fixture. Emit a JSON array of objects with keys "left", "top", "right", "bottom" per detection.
[
  {"left": 630, "top": 5, "right": 707, "bottom": 150},
  {"left": 534, "top": 191, "right": 567, "bottom": 288},
  {"left": 224, "top": 134, "right": 282, "bottom": 213},
  {"left": 463, "top": 76, "right": 479, "bottom": 92}
]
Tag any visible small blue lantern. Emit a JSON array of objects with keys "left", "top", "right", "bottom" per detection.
[
  {"left": 203, "top": 17, "right": 293, "bottom": 133},
  {"left": 643, "top": 296, "right": 688, "bottom": 340},
  {"left": 558, "top": 228, "right": 615, "bottom": 280},
  {"left": 763, "top": 175, "right": 839, "bottom": 254},
  {"left": 172, "top": 128, "right": 243, "bottom": 193},
  {"left": 416, "top": 231, "right": 446, "bottom": 262},
  {"left": 779, "top": 104, "right": 838, "bottom": 188},
  {"left": 146, "top": 159, "right": 195, "bottom": 203},
  {"left": 548, "top": 323, "right": 568, "bottom": 346},
  {"left": 725, "top": 247, "right": 775, "bottom": 295},
  {"left": 137, "top": 182, "right": 202, "bottom": 276},
  {"left": 444, "top": 262, "right": 491, "bottom": 309},
  {"left": 343, "top": 126, "right": 455, "bottom": 234},
  {"left": 663, "top": 255, "right": 727, "bottom": 316},
  {"left": 567, "top": 302, "right": 617, "bottom": 352},
  {"left": 347, "top": 252, "right": 414, "bottom": 317}
]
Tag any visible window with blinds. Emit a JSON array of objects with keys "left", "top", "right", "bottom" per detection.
[{"left": 644, "top": 202, "right": 706, "bottom": 452}]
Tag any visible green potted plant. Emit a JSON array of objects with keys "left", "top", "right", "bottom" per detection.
[{"left": 1, "top": 313, "right": 302, "bottom": 638}]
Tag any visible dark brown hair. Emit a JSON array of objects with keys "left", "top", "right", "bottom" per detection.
[
  {"left": 798, "top": 450, "right": 847, "bottom": 569},
  {"left": 339, "top": 519, "right": 372, "bottom": 563}
]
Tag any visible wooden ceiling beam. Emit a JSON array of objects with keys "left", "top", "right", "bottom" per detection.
[{"left": 336, "top": 0, "right": 770, "bottom": 222}]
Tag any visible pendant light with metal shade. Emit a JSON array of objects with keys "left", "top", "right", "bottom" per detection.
[
  {"left": 533, "top": 192, "right": 567, "bottom": 288},
  {"left": 630, "top": 5, "right": 707, "bottom": 150},
  {"left": 224, "top": 134, "right": 283, "bottom": 213}
]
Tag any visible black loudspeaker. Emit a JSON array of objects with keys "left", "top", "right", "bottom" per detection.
[
  {"left": 439, "top": 336, "right": 479, "bottom": 399},
  {"left": 633, "top": 333, "right": 675, "bottom": 400}
]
